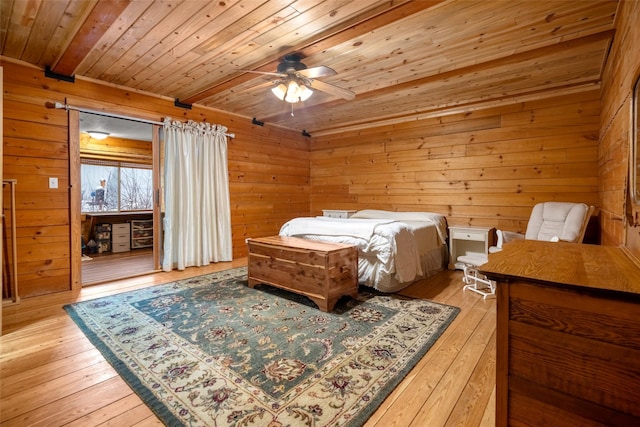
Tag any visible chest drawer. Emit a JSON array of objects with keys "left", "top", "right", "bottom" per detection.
[
  {"left": 111, "top": 223, "right": 130, "bottom": 250},
  {"left": 112, "top": 224, "right": 130, "bottom": 243},
  {"left": 112, "top": 232, "right": 130, "bottom": 243},
  {"left": 112, "top": 241, "right": 131, "bottom": 253},
  {"left": 112, "top": 223, "right": 130, "bottom": 240}
]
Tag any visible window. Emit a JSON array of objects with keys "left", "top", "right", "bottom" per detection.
[{"left": 81, "top": 159, "right": 153, "bottom": 213}]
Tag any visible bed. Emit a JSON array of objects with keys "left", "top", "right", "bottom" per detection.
[{"left": 279, "top": 209, "right": 448, "bottom": 292}]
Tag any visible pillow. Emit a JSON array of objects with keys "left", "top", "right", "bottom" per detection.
[
  {"left": 351, "top": 209, "right": 440, "bottom": 222},
  {"left": 351, "top": 209, "right": 448, "bottom": 243}
]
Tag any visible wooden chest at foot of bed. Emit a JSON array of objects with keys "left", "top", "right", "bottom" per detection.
[{"left": 246, "top": 235, "right": 358, "bottom": 312}]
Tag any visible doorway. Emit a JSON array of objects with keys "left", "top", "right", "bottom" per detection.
[{"left": 77, "top": 111, "right": 161, "bottom": 285}]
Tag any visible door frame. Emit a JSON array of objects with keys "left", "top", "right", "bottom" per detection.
[
  {"left": 70, "top": 109, "right": 81, "bottom": 290},
  {"left": 69, "top": 106, "right": 162, "bottom": 290}
]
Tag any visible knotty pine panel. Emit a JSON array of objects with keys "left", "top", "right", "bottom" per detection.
[
  {"left": 3, "top": 60, "right": 308, "bottom": 297},
  {"left": 599, "top": 1, "right": 640, "bottom": 252},
  {"left": 313, "top": 146, "right": 598, "bottom": 176},
  {"left": 311, "top": 90, "right": 600, "bottom": 231},
  {"left": 3, "top": 102, "right": 68, "bottom": 135},
  {"left": 3, "top": 106, "right": 70, "bottom": 297},
  {"left": 4, "top": 136, "right": 69, "bottom": 159},
  {"left": 4, "top": 118, "right": 68, "bottom": 147},
  {"left": 232, "top": 170, "right": 309, "bottom": 186},
  {"left": 314, "top": 91, "right": 599, "bottom": 148},
  {"left": 415, "top": 162, "right": 599, "bottom": 184}
]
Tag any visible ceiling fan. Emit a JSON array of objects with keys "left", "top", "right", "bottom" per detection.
[{"left": 244, "top": 54, "right": 355, "bottom": 105}]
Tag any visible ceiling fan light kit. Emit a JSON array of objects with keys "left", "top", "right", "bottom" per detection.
[
  {"left": 272, "top": 79, "right": 313, "bottom": 103},
  {"left": 245, "top": 53, "right": 355, "bottom": 109}
]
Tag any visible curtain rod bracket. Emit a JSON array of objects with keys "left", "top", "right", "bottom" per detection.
[
  {"left": 45, "top": 66, "right": 75, "bottom": 83},
  {"left": 174, "top": 99, "right": 192, "bottom": 109}
]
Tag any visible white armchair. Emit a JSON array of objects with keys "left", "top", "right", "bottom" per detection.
[
  {"left": 490, "top": 202, "right": 594, "bottom": 253},
  {"left": 460, "top": 202, "right": 594, "bottom": 298}
]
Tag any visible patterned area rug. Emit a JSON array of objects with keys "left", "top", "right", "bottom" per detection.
[{"left": 65, "top": 267, "right": 459, "bottom": 426}]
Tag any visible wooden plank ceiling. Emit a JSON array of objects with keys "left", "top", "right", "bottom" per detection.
[{"left": 0, "top": 0, "right": 618, "bottom": 135}]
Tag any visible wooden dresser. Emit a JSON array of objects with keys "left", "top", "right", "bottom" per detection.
[{"left": 479, "top": 240, "right": 640, "bottom": 427}]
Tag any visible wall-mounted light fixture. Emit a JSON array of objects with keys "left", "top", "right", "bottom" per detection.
[{"left": 87, "top": 131, "right": 110, "bottom": 140}]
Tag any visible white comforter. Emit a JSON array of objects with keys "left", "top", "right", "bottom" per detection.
[{"left": 279, "top": 211, "right": 447, "bottom": 290}]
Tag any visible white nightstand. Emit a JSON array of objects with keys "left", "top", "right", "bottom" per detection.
[
  {"left": 322, "top": 209, "right": 356, "bottom": 218},
  {"left": 448, "top": 226, "right": 494, "bottom": 270}
]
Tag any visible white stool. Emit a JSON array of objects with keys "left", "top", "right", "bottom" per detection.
[{"left": 457, "top": 254, "right": 496, "bottom": 299}]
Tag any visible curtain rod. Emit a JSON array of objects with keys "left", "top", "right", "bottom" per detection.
[{"left": 45, "top": 101, "right": 235, "bottom": 138}]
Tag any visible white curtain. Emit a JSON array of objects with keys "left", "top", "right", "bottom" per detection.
[{"left": 162, "top": 118, "right": 232, "bottom": 271}]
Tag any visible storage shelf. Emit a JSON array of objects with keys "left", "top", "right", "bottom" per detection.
[
  {"left": 131, "top": 219, "right": 153, "bottom": 249},
  {"left": 94, "top": 223, "right": 112, "bottom": 253}
]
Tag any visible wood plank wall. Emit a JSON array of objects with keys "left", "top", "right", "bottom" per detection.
[
  {"left": 310, "top": 90, "right": 600, "bottom": 234},
  {"left": 600, "top": 0, "right": 640, "bottom": 258},
  {"left": 3, "top": 51, "right": 622, "bottom": 298},
  {"left": 2, "top": 59, "right": 309, "bottom": 298}
]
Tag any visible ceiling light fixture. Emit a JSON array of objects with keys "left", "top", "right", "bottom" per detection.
[
  {"left": 272, "top": 77, "right": 313, "bottom": 103},
  {"left": 87, "top": 131, "right": 110, "bottom": 140}
]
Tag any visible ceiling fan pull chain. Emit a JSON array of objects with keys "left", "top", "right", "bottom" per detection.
[{"left": 291, "top": 103, "right": 294, "bottom": 117}]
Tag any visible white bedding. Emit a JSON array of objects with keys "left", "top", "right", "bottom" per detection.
[{"left": 279, "top": 210, "right": 448, "bottom": 292}]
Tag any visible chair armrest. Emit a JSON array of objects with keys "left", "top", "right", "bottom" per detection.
[{"left": 499, "top": 230, "right": 525, "bottom": 244}]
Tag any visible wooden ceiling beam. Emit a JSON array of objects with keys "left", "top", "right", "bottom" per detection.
[
  {"left": 180, "top": 0, "right": 444, "bottom": 105},
  {"left": 51, "top": 0, "right": 131, "bottom": 77},
  {"left": 261, "top": 29, "right": 615, "bottom": 126}
]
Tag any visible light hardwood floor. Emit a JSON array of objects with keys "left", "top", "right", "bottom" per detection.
[
  {"left": 1, "top": 260, "right": 496, "bottom": 426},
  {"left": 82, "top": 249, "right": 155, "bottom": 286}
]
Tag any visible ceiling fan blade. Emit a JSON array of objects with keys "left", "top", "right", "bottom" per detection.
[
  {"left": 297, "top": 65, "right": 336, "bottom": 79},
  {"left": 241, "top": 70, "right": 286, "bottom": 77},
  {"left": 308, "top": 79, "right": 355, "bottom": 100}
]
